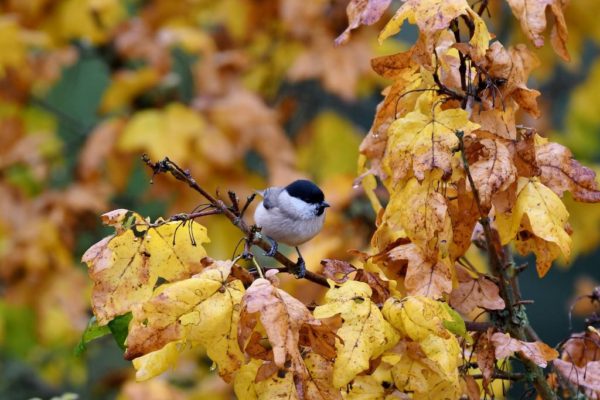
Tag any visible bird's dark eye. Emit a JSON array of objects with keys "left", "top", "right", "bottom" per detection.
[{"left": 316, "top": 205, "right": 326, "bottom": 216}]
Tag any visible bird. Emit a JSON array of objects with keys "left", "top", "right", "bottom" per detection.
[{"left": 253, "top": 179, "right": 330, "bottom": 277}]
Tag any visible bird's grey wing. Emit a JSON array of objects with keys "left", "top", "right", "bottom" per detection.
[{"left": 262, "top": 188, "right": 282, "bottom": 210}]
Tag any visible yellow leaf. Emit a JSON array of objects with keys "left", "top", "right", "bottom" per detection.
[
  {"left": 379, "top": 0, "right": 471, "bottom": 44},
  {"left": 382, "top": 92, "right": 480, "bottom": 184},
  {"left": 118, "top": 103, "right": 205, "bottom": 164},
  {"left": 313, "top": 281, "right": 400, "bottom": 388},
  {"left": 45, "top": 0, "right": 126, "bottom": 45},
  {"left": 126, "top": 260, "right": 244, "bottom": 382},
  {"left": 132, "top": 340, "right": 183, "bottom": 381},
  {"left": 383, "top": 172, "right": 453, "bottom": 260},
  {"left": 382, "top": 296, "right": 461, "bottom": 381},
  {"left": 495, "top": 177, "right": 571, "bottom": 277},
  {"left": 233, "top": 359, "right": 299, "bottom": 400},
  {"left": 100, "top": 68, "right": 160, "bottom": 113},
  {"left": 81, "top": 209, "right": 209, "bottom": 324}
]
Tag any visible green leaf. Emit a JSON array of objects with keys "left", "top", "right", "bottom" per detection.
[
  {"left": 108, "top": 312, "right": 133, "bottom": 351},
  {"left": 441, "top": 303, "right": 473, "bottom": 344},
  {"left": 74, "top": 316, "right": 110, "bottom": 356}
]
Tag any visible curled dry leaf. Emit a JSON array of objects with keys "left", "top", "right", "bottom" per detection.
[
  {"left": 560, "top": 330, "right": 600, "bottom": 367},
  {"left": 81, "top": 210, "right": 209, "bottom": 324},
  {"left": 449, "top": 266, "right": 505, "bottom": 314},
  {"left": 321, "top": 259, "right": 356, "bottom": 284},
  {"left": 506, "top": 0, "right": 570, "bottom": 61},
  {"left": 313, "top": 281, "right": 400, "bottom": 388},
  {"left": 491, "top": 332, "right": 558, "bottom": 368},
  {"left": 534, "top": 137, "right": 600, "bottom": 203},
  {"left": 387, "top": 242, "right": 452, "bottom": 299},
  {"left": 238, "top": 278, "right": 333, "bottom": 382},
  {"left": 474, "top": 328, "right": 496, "bottom": 394},
  {"left": 554, "top": 359, "right": 600, "bottom": 396},
  {"left": 335, "top": 0, "right": 392, "bottom": 45},
  {"left": 354, "top": 269, "right": 391, "bottom": 304}
]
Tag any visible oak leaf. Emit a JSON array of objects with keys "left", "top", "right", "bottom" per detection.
[
  {"left": 313, "top": 281, "right": 400, "bottom": 388},
  {"left": 495, "top": 177, "right": 571, "bottom": 277},
  {"left": 449, "top": 266, "right": 505, "bottom": 314},
  {"left": 491, "top": 332, "right": 558, "bottom": 367},
  {"left": 81, "top": 210, "right": 209, "bottom": 324},
  {"left": 321, "top": 259, "right": 357, "bottom": 284},
  {"left": 125, "top": 260, "right": 244, "bottom": 382}
]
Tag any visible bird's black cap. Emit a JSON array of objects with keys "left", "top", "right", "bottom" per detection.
[{"left": 285, "top": 179, "right": 325, "bottom": 205}]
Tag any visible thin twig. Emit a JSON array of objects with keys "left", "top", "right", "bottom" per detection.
[{"left": 142, "top": 154, "right": 329, "bottom": 287}]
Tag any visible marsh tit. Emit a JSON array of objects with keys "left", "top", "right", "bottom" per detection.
[{"left": 254, "top": 179, "right": 330, "bottom": 277}]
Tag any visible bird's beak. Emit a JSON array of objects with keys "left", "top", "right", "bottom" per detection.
[
  {"left": 254, "top": 189, "right": 265, "bottom": 197},
  {"left": 322, "top": 201, "right": 330, "bottom": 208}
]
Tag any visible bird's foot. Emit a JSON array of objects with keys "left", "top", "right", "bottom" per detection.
[
  {"left": 264, "top": 236, "right": 278, "bottom": 257},
  {"left": 293, "top": 256, "right": 306, "bottom": 279}
]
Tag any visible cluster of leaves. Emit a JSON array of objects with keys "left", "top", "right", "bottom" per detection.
[
  {"left": 0, "top": 1, "right": 380, "bottom": 396},
  {"left": 78, "top": 2, "right": 600, "bottom": 399},
  {"left": 3, "top": 0, "right": 600, "bottom": 399}
]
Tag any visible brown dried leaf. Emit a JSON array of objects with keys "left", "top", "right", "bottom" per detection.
[
  {"left": 446, "top": 179, "right": 479, "bottom": 259},
  {"left": 463, "top": 374, "right": 481, "bottom": 400},
  {"left": 449, "top": 266, "right": 505, "bottom": 314},
  {"left": 561, "top": 331, "right": 600, "bottom": 367},
  {"left": 354, "top": 269, "right": 391, "bottom": 304},
  {"left": 302, "top": 353, "right": 342, "bottom": 400},
  {"left": 554, "top": 359, "right": 600, "bottom": 395},
  {"left": 387, "top": 243, "right": 452, "bottom": 299},
  {"left": 491, "top": 332, "right": 558, "bottom": 367},
  {"left": 506, "top": 0, "right": 570, "bottom": 61},
  {"left": 535, "top": 139, "right": 600, "bottom": 203},
  {"left": 335, "top": 0, "right": 392, "bottom": 45},
  {"left": 238, "top": 279, "right": 329, "bottom": 378},
  {"left": 466, "top": 137, "right": 517, "bottom": 211},
  {"left": 474, "top": 328, "right": 495, "bottom": 394},
  {"left": 321, "top": 259, "right": 356, "bottom": 284}
]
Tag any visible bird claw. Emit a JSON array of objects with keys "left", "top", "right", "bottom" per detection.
[
  {"left": 293, "top": 257, "right": 306, "bottom": 279},
  {"left": 264, "top": 237, "right": 278, "bottom": 257}
]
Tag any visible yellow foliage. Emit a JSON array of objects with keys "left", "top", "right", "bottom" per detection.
[{"left": 313, "top": 281, "right": 400, "bottom": 388}]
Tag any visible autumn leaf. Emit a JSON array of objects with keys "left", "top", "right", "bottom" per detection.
[
  {"left": 474, "top": 328, "right": 495, "bottom": 394},
  {"left": 379, "top": 0, "right": 471, "bottom": 44},
  {"left": 131, "top": 340, "right": 184, "bottom": 381},
  {"left": 382, "top": 92, "right": 480, "bottom": 183},
  {"left": 383, "top": 296, "right": 462, "bottom": 382},
  {"left": 506, "top": 0, "right": 570, "bottom": 61},
  {"left": 387, "top": 242, "right": 452, "bottom": 299},
  {"left": 303, "top": 353, "right": 342, "bottom": 400},
  {"left": 117, "top": 103, "right": 205, "bottom": 164},
  {"left": 495, "top": 177, "right": 571, "bottom": 277},
  {"left": 466, "top": 137, "right": 517, "bottom": 211},
  {"left": 313, "top": 281, "right": 400, "bottom": 388},
  {"left": 554, "top": 359, "right": 600, "bottom": 396},
  {"left": 381, "top": 172, "right": 453, "bottom": 261},
  {"left": 238, "top": 278, "right": 334, "bottom": 383},
  {"left": 321, "top": 259, "right": 356, "bottom": 284},
  {"left": 533, "top": 136, "right": 600, "bottom": 203},
  {"left": 336, "top": 0, "right": 392, "bottom": 45},
  {"left": 449, "top": 266, "right": 505, "bottom": 314},
  {"left": 81, "top": 209, "right": 209, "bottom": 324},
  {"left": 233, "top": 359, "right": 298, "bottom": 400},
  {"left": 560, "top": 330, "right": 600, "bottom": 367},
  {"left": 491, "top": 332, "right": 558, "bottom": 368},
  {"left": 125, "top": 260, "right": 244, "bottom": 382}
]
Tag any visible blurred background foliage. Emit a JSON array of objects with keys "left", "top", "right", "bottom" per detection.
[{"left": 0, "top": 0, "right": 599, "bottom": 399}]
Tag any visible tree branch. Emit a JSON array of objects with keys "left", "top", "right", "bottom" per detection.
[{"left": 142, "top": 155, "right": 329, "bottom": 287}]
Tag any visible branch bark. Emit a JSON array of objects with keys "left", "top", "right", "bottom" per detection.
[{"left": 142, "top": 155, "right": 329, "bottom": 287}]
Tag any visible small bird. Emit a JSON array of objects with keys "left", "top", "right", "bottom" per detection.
[{"left": 254, "top": 179, "right": 330, "bottom": 277}]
